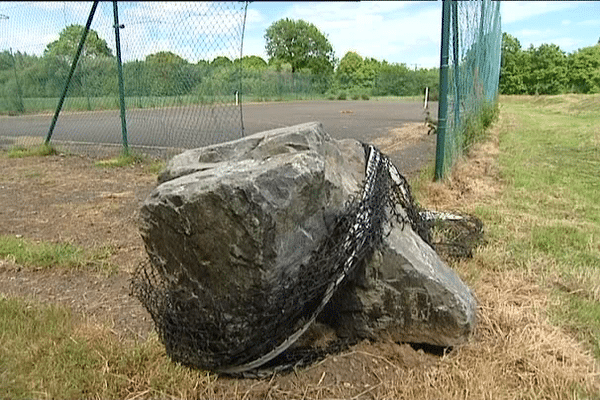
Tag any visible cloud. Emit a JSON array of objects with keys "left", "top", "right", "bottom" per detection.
[
  {"left": 116, "top": 2, "right": 248, "bottom": 62},
  {"left": 552, "top": 37, "right": 580, "bottom": 51},
  {"left": 501, "top": 1, "right": 576, "bottom": 24},
  {"left": 577, "top": 19, "right": 600, "bottom": 26},
  {"left": 273, "top": 2, "right": 441, "bottom": 67},
  {"left": 514, "top": 27, "right": 585, "bottom": 52},
  {"left": 0, "top": 1, "right": 115, "bottom": 55}
]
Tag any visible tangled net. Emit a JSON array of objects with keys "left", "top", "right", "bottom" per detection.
[{"left": 131, "top": 143, "right": 482, "bottom": 377}]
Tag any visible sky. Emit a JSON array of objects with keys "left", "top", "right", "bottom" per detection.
[{"left": 0, "top": 1, "right": 599, "bottom": 69}]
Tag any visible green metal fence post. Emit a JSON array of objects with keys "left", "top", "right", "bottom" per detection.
[
  {"left": 238, "top": 1, "right": 249, "bottom": 137},
  {"left": 452, "top": 0, "right": 460, "bottom": 131},
  {"left": 45, "top": 0, "right": 99, "bottom": 145},
  {"left": 113, "top": 0, "right": 129, "bottom": 155},
  {"left": 435, "top": 0, "right": 451, "bottom": 181}
]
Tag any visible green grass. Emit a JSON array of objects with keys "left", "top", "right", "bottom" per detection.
[
  {"left": 93, "top": 152, "right": 165, "bottom": 174},
  {"left": 0, "top": 235, "right": 115, "bottom": 273},
  {"left": 493, "top": 94, "right": 600, "bottom": 358},
  {"left": 93, "top": 153, "right": 145, "bottom": 168},
  {"left": 5, "top": 143, "right": 58, "bottom": 158},
  {"left": 1, "top": 94, "right": 241, "bottom": 115},
  {"left": 415, "top": 94, "right": 600, "bottom": 362},
  {"left": 0, "top": 296, "right": 212, "bottom": 400}
]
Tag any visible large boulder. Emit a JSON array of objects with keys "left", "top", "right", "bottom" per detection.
[{"left": 134, "top": 122, "right": 477, "bottom": 374}]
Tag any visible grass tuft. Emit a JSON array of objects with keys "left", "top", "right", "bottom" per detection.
[
  {"left": 93, "top": 152, "right": 165, "bottom": 175},
  {"left": 6, "top": 143, "right": 58, "bottom": 158},
  {"left": 0, "top": 235, "right": 115, "bottom": 273},
  {"left": 94, "top": 153, "right": 145, "bottom": 168}
]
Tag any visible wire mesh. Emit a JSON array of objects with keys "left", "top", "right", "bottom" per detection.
[
  {"left": 0, "top": 1, "right": 248, "bottom": 157},
  {"left": 439, "top": 0, "right": 501, "bottom": 177},
  {"left": 131, "top": 143, "right": 435, "bottom": 376}
]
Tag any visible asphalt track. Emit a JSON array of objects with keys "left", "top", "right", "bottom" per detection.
[
  {"left": 242, "top": 100, "right": 437, "bottom": 142},
  {"left": 0, "top": 100, "right": 438, "bottom": 176}
]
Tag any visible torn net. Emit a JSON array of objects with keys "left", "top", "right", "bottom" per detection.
[{"left": 131, "top": 143, "right": 478, "bottom": 377}]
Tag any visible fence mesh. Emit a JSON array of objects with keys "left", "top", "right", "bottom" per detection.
[
  {"left": 437, "top": 0, "right": 502, "bottom": 178},
  {"left": 131, "top": 143, "right": 435, "bottom": 376},
  {"left": 0, "top": 1, "right": 248, "bottom": 156}
]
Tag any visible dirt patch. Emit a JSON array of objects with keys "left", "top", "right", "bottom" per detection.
[
  {"left": 0, "top": 152, "right": 157, "bottom": 339},
  {"left": 372, "top": 122, "right": 433, "bottom": 154},
  {"left": 0, "top": 260, "right": 152, "bottom": 340},
  {"left": 0, "top": 153, "right": 155, "bottom": 270},
  {"left": 372, "top": 122, "right": 437, "bottom": 180}
]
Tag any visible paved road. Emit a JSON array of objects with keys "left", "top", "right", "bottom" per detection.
[
  {"left": 243, "top": 100, "right": 437, "bottom": 143},
  {"left": 0, "top": 100, "right": 438, "bottom": 176},
  {"left": 0, "top": 100, "right": 436, "bottom": 145}
]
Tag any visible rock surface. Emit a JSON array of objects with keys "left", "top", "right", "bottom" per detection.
[
  {"left": 141, "top": 121, "right": 365, "bottom": 307},
  {"left": 137, "top": 121, "right": 477, "bottom": 371}
]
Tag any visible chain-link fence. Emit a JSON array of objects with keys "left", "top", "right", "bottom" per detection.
[
  {"left": 0, "top": 1, "right": 248, "bottom": 157},
  {"left": 435, "top": 0, "right": 502, "bottom": 179}
]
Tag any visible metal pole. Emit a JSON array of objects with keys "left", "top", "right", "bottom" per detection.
[
  {"left": 238, "top": 1, "right": 249, "bottom": 137},
  {"left": 113, "top": 0, "right": 129, "bottom": 155},
  {"left": 452, "top": 0, "right": 460, "bottom": 131},
  {"left": 434, "top": 0, "right": 451, "bottom": 181},
  {"left": 45, "top": 0, "right": 100, "bottom": 145}
]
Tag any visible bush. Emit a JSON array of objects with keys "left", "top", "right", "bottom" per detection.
[
  {"left": 361, "top": 93, "right": 370, "bottom": 101},
  {"left": 462, "top": 101, "right": 499, "bottom": 150},
  {"left": 337, "top": 91, "right": 347, "bottom": 100}
]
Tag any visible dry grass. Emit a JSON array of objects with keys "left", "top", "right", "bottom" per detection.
[
  {"left": 213, "top": 268, "right": 599, "bottom": 399},
  {"left": 372, "top": 122, "right": 432, "bottom": 154},
  {"left": 183, "top": 110, "right": 600, "bottom": 399}
]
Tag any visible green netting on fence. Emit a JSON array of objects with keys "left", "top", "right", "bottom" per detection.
[
  {"left": 0, "top": 1, "right": 248, "bottom": 155},
  {"left": 436, "top": 0, "right": 502, "bottom": 179}
]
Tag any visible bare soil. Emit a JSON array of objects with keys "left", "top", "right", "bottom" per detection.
[{"left": 0, "top": 152, "right": 157, "bottom": 339}]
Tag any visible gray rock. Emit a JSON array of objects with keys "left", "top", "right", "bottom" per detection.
[
  {"left": 141, "top": 122, "right": 365, "bottom": 303},
  {"left": 137, "top": 121, "right": 477, "bottom": 372},
  {"left": 321, "top": 202, "right": 478, "bottom": 347}
]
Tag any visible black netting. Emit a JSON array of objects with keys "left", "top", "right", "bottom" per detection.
[{"left": 131, "top": 144, "right": 462, "bottom": 377}]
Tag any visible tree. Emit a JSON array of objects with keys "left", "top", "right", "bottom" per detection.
[
  {"left": 146, "top": 51, "right": 187, "bottom": 65},
  {"left": 145, "top": 51, "right": 190, "bottom": 96},
  {"left": 236, "top": 55, "right": 267, "bottom": 70},
  {"left": 42, "top": 24, "right": 114, "bottom": 103},
  {"left": 499, "top": 32, "right": 527, "bottom": 94},
  {"left": 372, "top": 61, "right": 412, "bottom": 96},
  {"left": 44, "top": 24, "right": 113, "bottom": 61},
  {"left": 361, "top": 57, "right": 381, "bottom": 90},
  {"left": 525, "top": 43, "right": 567, "bottom": 94},
  {"left": 211, "top": 56, "right": 233, "bottom": 68},
  {"left": 568, "top": 45, "right": 600, "bottom": 93},
  {"left": 336, "top": 51, "right": 364, "bottom": 89},
  {"left": 264, "top": 18, "right": 335, "bottom": 74}
]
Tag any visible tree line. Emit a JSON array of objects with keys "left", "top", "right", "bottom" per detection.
[
  {"left": 0, "top": 21, "right": 439, "bottom": 114},
  {"left": 3, "top": 19, "right": 598, "bottom": 115},
  {"left": 500, "top": 33, "right": 600, "bottom": 95}
]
